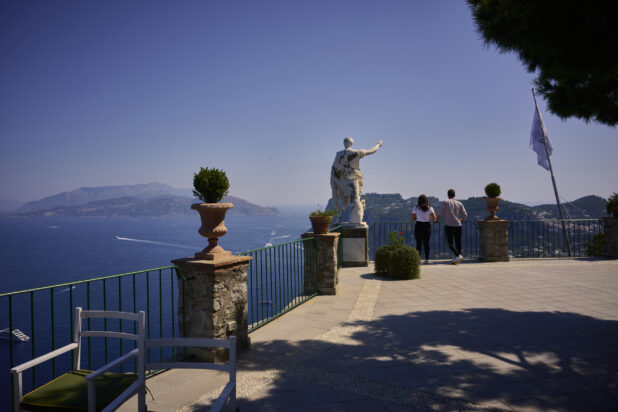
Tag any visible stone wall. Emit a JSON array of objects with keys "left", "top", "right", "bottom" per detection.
[
  {"left": 172, "top": 256, "right": 251, "bottom": 361},
  {"left": 478, "top": 220, "right": 509, "bottom": 262}
]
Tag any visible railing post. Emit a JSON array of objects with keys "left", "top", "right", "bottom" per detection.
[
  {"left": 301, "top": 232, "right": 340, "bottom": 295},
  {"left": 477, "top": 220, "right": 510, "bottom": 262},
  {"left": 172, "top": 256, "right": 252, "bottom": 361},
  {"left": 603, "top": 217, "right": 618, "bottom": 259}
]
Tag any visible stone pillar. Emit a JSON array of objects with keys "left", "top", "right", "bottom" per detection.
[
  {"left": 340, "top": 225, "right": 369, "bottom": 267},
  {"left": 302, "top": 237, "right": 317, "bottom": 295},
  {"left": 172, "top": 255, "right": 252, "bottom": 361},
  {"left": 603, "top": 217, "right": 618, "bottom": 258},
  {"left": 477, "top": 220, "right": 510, "bottom": 262},
  {"left": 301, "top": 232, "right": 340, "bottom": 295}
]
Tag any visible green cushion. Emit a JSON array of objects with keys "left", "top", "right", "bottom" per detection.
[{"left": 21, "top": 370, "right": 137, "bottom": 411}]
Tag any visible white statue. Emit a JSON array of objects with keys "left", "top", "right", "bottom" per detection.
[{"left": 330, "top": 137, "right": 383, "bottom": 225}]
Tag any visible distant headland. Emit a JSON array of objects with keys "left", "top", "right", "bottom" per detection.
[
  {"left": 328, "top": 193, "right": 607, "bottom": 226},
  {"left": 5, "top": 183, "right": 278, "bottom": 217}
]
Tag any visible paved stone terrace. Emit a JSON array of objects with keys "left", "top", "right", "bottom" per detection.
[{"left": 126, "top": 259, "right": 618, "bottom": 412}]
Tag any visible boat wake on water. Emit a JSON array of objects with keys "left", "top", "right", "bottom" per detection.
[
  {"left": 57, "top": 285, "right": 77, "bottom": 294},
  {"left": 115, "top": 236, "right": 195, "bottom": 250}
]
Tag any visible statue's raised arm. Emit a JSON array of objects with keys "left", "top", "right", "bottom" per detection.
[{"left": 363, "top": 139, "right": 383, "bottom": 156}]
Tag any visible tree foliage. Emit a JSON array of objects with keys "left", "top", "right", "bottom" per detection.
[{"left": 468, "top": 0, "right": 618, "bottom": 126}]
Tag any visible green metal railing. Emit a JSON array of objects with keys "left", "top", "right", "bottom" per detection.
[
  {"left": 0, "top": 266, "right": 185, "bottom": 405},
  {"left": 2, "top": 235, "right": 322, "bottom": 407},
  {"left": 1, "top": 233, "right": 321, "bottom": 410},
  {"left": 369, "top": 221, "right": 479, "bottom": 260},
  {"left": 369, "top": 219, "right": 604, "bottom": 259},
  {"left": 508, "top": 219, "right": 603, "bottom": 257},
  {"left": 240, "top": 237, "right": 318, "bottom": 332}
]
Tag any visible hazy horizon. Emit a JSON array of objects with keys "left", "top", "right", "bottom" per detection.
[{"left": 0, "top": 180, "right": 607, "bottom": 214}]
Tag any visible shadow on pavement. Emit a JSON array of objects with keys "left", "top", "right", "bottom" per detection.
[{"left": 201, "top": 308, "right": 618, "bottom": 411}]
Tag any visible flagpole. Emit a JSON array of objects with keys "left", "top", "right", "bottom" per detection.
[{"left": 532, "top": 89, "right": 572, "bottom": 257}]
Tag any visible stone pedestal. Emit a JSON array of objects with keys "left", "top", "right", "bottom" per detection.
[
  {"left": 301, "top": 232, "right": 340, "bottom": 295},
  {"left": 172, "top": 255, "right": 252, "bottom": 361},
  {"left": 340, "top": 225, "right": 369, "bottom": 267},
  {"left": 478, "top": 220, "right": 510, "bottom": 262},
  {"left": 603, "top": 217, "right": 618, "bottom": 259}
]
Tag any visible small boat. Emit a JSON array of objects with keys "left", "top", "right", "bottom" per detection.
[{"left": 0, "top": 328, "right": 30, "bottom": 342}]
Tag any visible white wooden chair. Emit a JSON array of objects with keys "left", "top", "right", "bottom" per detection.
[
  {"left": 11, "top": 307, "right": 146, "bottom": 412},
  {"left": 142, "top": 336, "right": 236, "bottom": 412}
]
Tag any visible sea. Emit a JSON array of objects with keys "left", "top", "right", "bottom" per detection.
[
  {"left": 0, "top": 207, "right": 312, "bottom": 408},
  {"left": 0, "top": 207, "right": 313, "bottom": 294}
]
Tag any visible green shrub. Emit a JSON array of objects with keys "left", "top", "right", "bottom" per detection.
[
  {"left": 374, "top": 245, "right": 392, "bottom": 274},
  {"left": 585, "top": 233, "right": 605, "bottom": 256},
  {"left": 390, "top": 246, "right": 421, "bottom": 279},
  {"left": 375, "top": 243, "right": 420, "bottom": 280},
  {"left": 375, "top": 231, "right": 421, "bottom": 280},
  {"left": 192, "top": 167, "right": 230, "bottom": 203},
  {"left": 484, "top": 182, "right": 501, "bottom": 198}
]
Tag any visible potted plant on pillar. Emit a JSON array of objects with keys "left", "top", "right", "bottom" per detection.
[
  {"left": 309, "top": 206, "right": 338, "bottom": 234},
  {"left": 191, "top": 167, "right": 233, "bottom": 260},
  {"left": 484, "top": 182, "right": 502, "bottom": 221},
  {"left": 607, "top": 192, "right": 618, "bottom": 217}
]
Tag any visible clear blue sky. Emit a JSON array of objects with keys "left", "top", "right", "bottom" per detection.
[{"left": 1, "top": 0, "right": 616, "bottom": 208}]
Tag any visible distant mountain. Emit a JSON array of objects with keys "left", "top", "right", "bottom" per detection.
[
  {"left": 531, "top": 195, "right": 606, "bottom": 219},
  {"left": 223, "top": 195, "right": 279, "bottom": 216},
  {"left": 10, "top": 184, "right": 278, "bottom": 217},
  {"left": 16, "top": 183, "right": 190, "bottom": 213},
  {"left": 327, "top": 193, "right": 606, "bottom": 225}
]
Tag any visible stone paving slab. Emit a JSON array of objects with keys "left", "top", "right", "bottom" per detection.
[{"left": 124, "top": 258, "right": 618, "bottom": 412}]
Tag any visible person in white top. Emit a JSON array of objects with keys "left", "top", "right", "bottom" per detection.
[{"left": 411, "top": 194, "right": 436, "bottom": 264}]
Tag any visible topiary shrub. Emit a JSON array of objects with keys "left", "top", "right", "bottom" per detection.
[
  {"left": 374, "top": 245, "right": 392, "bottom": 275},
  {"left": 193, "top": 167, "right": 230, "bottom": 203},
  {"left": 374, "top": 231, "right": 421, "bottom": 280},
  {"left": 389, "top": 245, "right": 421, "bottom": 279},
  {"left": 484, "top": 182, "right": 501, "bottom": 198}
]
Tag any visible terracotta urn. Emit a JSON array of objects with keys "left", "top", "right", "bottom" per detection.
[
  {"left": 191, "top": 202, "right": 234, "bottom": 260},
  {"left": 485, "top": 197, "right": 501, "bottom": 221},
  {"left": 309, "top": 216, "right": 333, "bottom": 234}
]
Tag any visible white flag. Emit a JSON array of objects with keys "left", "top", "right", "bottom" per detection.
[{"left": 530, "top": 99, "right": 553, "bottom": 171}]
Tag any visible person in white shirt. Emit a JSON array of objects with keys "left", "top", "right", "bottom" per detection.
[{"left": 411, "top": 194, "right": 436, "bottom": 264}]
